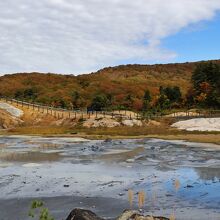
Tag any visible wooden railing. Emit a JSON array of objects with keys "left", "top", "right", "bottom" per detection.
[{"left": 0, "top": 97, "right": 220, "bottom": 120}]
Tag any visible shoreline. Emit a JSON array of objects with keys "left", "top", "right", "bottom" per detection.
[{"left": 0, "top": 132, "right": 220, "bottom": 145}]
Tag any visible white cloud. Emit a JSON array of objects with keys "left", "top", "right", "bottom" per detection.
[{"left": 0, "top": 0, "right": 220, "bottom": 74}]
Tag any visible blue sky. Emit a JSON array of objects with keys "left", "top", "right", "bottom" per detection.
[
  {"left": 0, "top": 0, "right": 220, "bottom": 75},
  {"left": 162, "top": 13, "right": 220, "bottom": 63}
]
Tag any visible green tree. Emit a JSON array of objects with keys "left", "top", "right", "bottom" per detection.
[
  {"left": 157, "top": 93, "right": 170, "bottom": 110},
  {"left": 124, "top": 94, "right": 133, "bottom": 109},
  {"left": 142, "top": 90, "right": 152, "bottom": 111},
  {"left": 24, "top": 88, "right": 38, "bottom": 100},
  {"left": 72, "top": 91, "right": 80, "bottom": 108},
  {"left": 162, "top": 86, "right": 181, "bottom": 103},
  {"left": 192, "top": 62, "right": 220, "bottom": 108},
  {"left": 90, "top": 94, "right": 109, "bottom": 111}
]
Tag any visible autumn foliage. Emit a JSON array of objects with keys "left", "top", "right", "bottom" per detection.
[{"left": 0, "top": 60, "right": 219, "bottom": 111}]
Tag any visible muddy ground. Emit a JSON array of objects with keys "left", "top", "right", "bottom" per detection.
[{"left": 0, "top": 137, "right": 220, "bottom": 220}]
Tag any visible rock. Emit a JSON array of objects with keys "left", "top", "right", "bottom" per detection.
[
  {"left": 118, "top": 193, "right": 124, "bottom": 196},
  {"left": 126, "top": 158, "right": 135, "bottom": 163},
  {"left": 104, "top": 138, "right": 112, "bottom": 143},
  {"left": 117, "top": 210, "right": 138, "bottom": 220},
  {"left": 66, "top": 209, "right": 169, "bottom": 220},
  {"left": 66, "top": 208, "right": 103, "bottom": 220},
  {"left": 116, "top": 210, "right": 169, "bottom": 220},
  {"left": 122, "top": 119, "right": 143, "bottom": 127},
  {"left": 83, "top": 118, "right": 120, "bottom": 128}
]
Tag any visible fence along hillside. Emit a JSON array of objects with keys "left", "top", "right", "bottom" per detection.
[
  {"left": 0, "top": 97, "right": 139, "bottom": 120},
  {"left": 0, "top": 97, "right": 220, "bottom": 121}
]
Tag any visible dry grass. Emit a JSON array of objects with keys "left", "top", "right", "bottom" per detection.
[
  {"left": 2, "top": 124, "right": 219, "bottom": 145},
  {"left": 128, "top": 189, "right": 134, "bottom": 209},
  {"left": 169, "top": 213, "right": 176, "bottom": 220},
  {"left": 127, "top": 189, "right": 175, "bottom": 219},
  {"left": 6, "top": 126, "right": 70, "bottom": 135},
  {"left": 138, "top": 191, "right": 145, "bottom": 209},
  {"left": 174, "top": 179, "right": 181, "bottom": 192},
  {"left": 152, "top": 134, "right": 220, "bottom": 145}
]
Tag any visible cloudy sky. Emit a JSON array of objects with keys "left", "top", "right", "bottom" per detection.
[{"left": 0, "top": 0, "right": 220, "bottom": 75}]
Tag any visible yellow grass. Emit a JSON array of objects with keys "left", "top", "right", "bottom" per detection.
[
  {"left": 138, "top": 191, "right": 145, "bottom": 209},
  {"left": 128, "top": 189, "right": 134, "bottom": 209},
  {"left": 6, "top": 126, "right": 70, "bottom": 135}
]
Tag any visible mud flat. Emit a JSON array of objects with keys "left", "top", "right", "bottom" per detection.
[{"left": 0, "top": 137, "right": 220, "bottom": 220}]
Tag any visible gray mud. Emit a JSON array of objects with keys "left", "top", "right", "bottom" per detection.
[{"left": 0, "top": 136, "right": 220, "bottom": 219}]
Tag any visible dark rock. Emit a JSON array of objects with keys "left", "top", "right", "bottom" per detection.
[
  {"left": 91, "top": 145, "right": 99, "bottom": 151},
  {"left": 165, "top": 193, "right": 173, "bottom": 197},
  {"left": 118, "top": 193, "right": 124, "bottom": 196},
  {"left": 104, "top": 138, "right": 112, "bottom": 143},
  {"left": 66, "top": 208, "right": 103, "bottom": 220}
]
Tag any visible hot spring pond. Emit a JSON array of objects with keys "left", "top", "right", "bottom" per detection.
[{"left": 0, "top": 136, "right": 219, "bottom": 220}]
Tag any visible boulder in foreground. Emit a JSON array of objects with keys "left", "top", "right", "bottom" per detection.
[
  {"left": 66, "top": 208, "right": 103, "bottom": 220},
  {"left": 66, "top": 209, "right": 169, "bottom": 220}
]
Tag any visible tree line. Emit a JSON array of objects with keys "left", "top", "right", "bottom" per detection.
[{"left": 6, "top": 61, "right": 220, "bottom": 112}]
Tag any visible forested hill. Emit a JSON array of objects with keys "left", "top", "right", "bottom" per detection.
[{"left": 0, "top": 59, "right": 219, "bottom": 110}]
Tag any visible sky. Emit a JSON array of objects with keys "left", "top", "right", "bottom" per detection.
[{"left": 0, "top": 0, "right": 220, "bottom": 75}]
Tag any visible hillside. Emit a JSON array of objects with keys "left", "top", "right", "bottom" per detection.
[{"left": 0, "top": 60, "right": 219, "bottom": 110}]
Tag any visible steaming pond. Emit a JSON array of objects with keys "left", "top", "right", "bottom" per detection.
[{"left": 0, "top": 136, "right": 220, "bottom": 219}]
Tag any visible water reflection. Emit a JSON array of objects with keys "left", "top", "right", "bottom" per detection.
[{"left": 195, "top": 167, "right": 220, "bottom": 181}]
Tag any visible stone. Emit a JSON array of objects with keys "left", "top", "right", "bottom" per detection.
[
  {"left": 66, "top": 209, "right": 169, "bottom": 220},
  {"left": 116, "top": 210, "right": 169, "bottom": 220},
  {"left": 122, "top": 119, "right": 143, "bottom": 127},
  {"left": 66, "top": 208, "right": 103, "bottom": 220}
]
